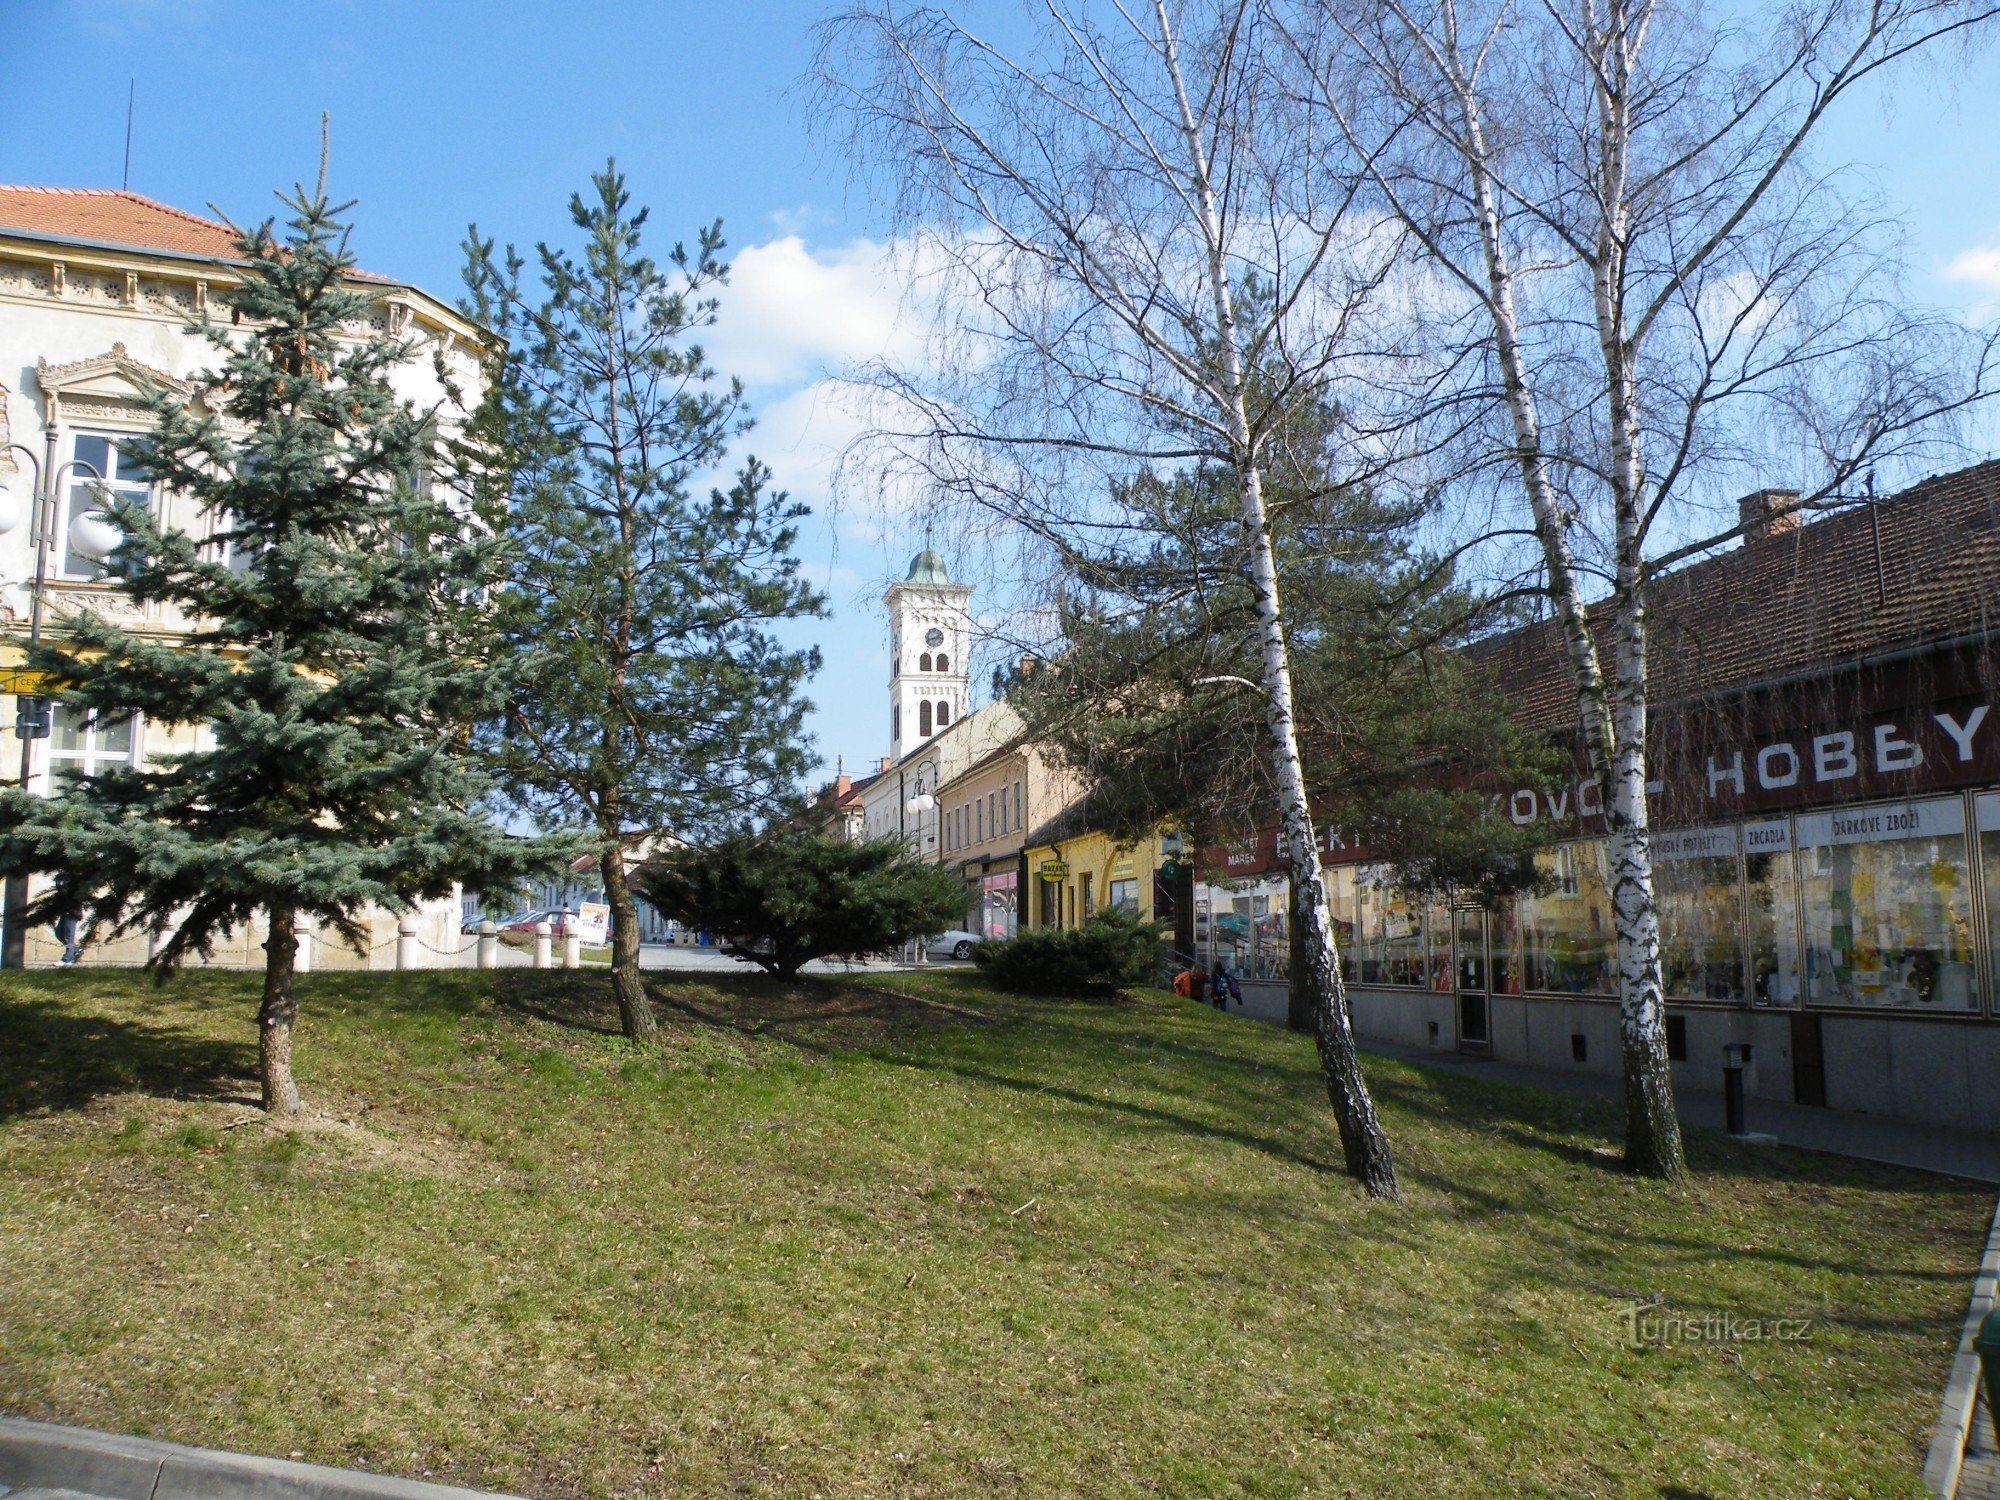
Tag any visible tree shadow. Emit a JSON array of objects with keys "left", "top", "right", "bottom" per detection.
[{"left": 0, "top": 989, "right": 253, "bottom": 1121}]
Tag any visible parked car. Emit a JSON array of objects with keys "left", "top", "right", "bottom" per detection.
[
  {"left": 925, "top": 928, "right": 984, "bottom": 961},
  {"left": 500, "top": 908, "right": 579, "bottom": 938}
]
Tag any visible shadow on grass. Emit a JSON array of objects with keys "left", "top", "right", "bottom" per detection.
[
  {"left": 0, "top": 989, "right": 253, "bottom": 1121},
  {"left": 491, "top": 968, "right": 993, "bottom": 1052}
]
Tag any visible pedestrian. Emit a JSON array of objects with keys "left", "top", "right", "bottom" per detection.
[
  {"left": 1214, "top": 960, "right": 1242, "bottom": 1009},
  {"left": 1190, "top": 963, "right": 1211, "bottom": 1005},
  {"left": 53, "top": 912, "right": 82, "bottom": 967},
  {"left": 1172, "top": 966, "right": 1194, "bottom": 997}
]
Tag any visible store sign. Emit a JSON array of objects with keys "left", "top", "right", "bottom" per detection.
[
  {"left": 1795, "top": 796, "right": 1964, "bottom": 847},
  {"left": 1492, "top": 694, "right": 1999, "bottom": 829},
  {"left": 576, "top": 902, "right": 610, "bottom": 946},
  {"left": 1652, "top": 825, "right": 1739, "bottom": 861},
  {"left": 1038, "top": 860, "right": 1070, "bottom": 879}
]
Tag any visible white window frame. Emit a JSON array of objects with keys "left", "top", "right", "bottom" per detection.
[{"left": 60, "top": 430, "right": 154, "bottom": 581}]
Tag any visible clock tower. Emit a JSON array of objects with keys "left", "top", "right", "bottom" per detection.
[{"left": 885, "top": 549, "right": 974, "bottom": 763}]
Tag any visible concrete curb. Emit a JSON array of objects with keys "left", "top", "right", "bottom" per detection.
[
  {"left": 1927, "top": 1193, "right": 2000, "bottom": 1499},
  {"left": 0, "top": 1416, "right": 521, "bottom": 1500}
]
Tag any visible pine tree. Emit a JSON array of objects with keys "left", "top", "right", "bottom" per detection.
[
  {"left": 460, "top": 166, "right": 825, "bottom": 1041},
  {"left": 0, "top": 173, "right": 545, "bottom": 1114}
]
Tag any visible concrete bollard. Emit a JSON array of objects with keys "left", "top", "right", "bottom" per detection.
[
  {"left": 562, "top": 930, "right": 581, "bottom": 969},
  {"left": 396, "top": 915, "right": 418, "bottom": 971},
  {"left": 293, "top": 913, "right": 314, "bottom": 974},
  {"left": 477, "top": 920, "right": 498, "bottom": 969},
  {"left": 532, "top": 919, "right": 552, "bottom": 970}
]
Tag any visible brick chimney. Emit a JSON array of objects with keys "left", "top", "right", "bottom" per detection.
[
  {"left": 878, "top": 756, "right": 892, "bottom": 773},
  {"left": 1738, "top": 487, "right": 1801, "bottom": 543}
]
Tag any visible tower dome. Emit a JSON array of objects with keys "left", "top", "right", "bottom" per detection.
[{"left": 906, "top": 549, "right": 951, "bottom": 585}]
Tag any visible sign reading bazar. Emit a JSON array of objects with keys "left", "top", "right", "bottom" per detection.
[{"left": 1494, "top": 693, "right": 1996, "bottom": 832}]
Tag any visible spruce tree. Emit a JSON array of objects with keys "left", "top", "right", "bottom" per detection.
[
  {"left": 460, "top": 166, "right": 825, "bottom": 1041},
  {"left": 0, "top": 175, "right": 544, "bottom": 1114}
]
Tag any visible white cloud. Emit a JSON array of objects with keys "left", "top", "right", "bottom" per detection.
[
  {"left": 710, "top": 235, "right": 934, "bottom": 389},
  {"left": 1943, "top": 244, "right": 2000, "bottom": 292}
]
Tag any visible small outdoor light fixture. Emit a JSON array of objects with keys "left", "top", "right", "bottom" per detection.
[
  {"left": 1722, "top": 1042, "right": 1752, "bottom": 1136},
  {"left": 69, "top": 508, "right": 123, "bottom": 562},
  {"left": 0, "top": 482, "right": 25, "bottom": 538}
]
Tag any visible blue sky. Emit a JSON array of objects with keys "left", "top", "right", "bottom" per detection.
[{"left": 8, "top": 0, "right": 2000, "bottom": 787}]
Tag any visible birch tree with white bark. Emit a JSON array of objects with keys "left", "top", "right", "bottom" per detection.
[
  {"left": 1291, "top": 0, "right": 2000, "bottom": 1177},
  {"left": 813, "top": 0, "right": 1417, "bottom": 1196}
]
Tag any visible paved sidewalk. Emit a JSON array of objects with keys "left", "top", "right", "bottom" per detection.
[{"left": 1362, "top": 1038, "right": 2000, "bottom": 1183}]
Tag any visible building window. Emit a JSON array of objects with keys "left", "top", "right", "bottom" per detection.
[
  {"left": 1798, "top": 797, "right": 1976, "bottom": 1010},
  {"left": 1080, "top": 872, "right": 1095, "bottom": 917},
  {"left": 1108, "top": 877, "right": 1139, "bottom": 915},
  {"left": 936, "top": 700, "right": 951, "bottom": 727},
  {"left": 919, "top": 700, "right": 933, "bottom": 737},
  {"left": 1041, "top": 877, "right": 1063, "bottom": 928},
  {"left": 976, "top": 799, "right": 984, "bottom": 842},
  {"left": 1979, "top": 794, "right": 2000, "bottom": 1009},
  {"left": 50, "top": 705, "right": 136, "bottom": 780},
  {"left": 892, "top": 705, "right": 899, "bottom": 742},
  {"left": 1744, "top": 819, "right": 1802, "bottom": 1008},
  {"left": 936, "top": 653, "right": 949, "bottom": 673},
  {"left": 920, "top": 652, "right": 932, "bottom": 672},
  {"left": 63, "top": 432, "right": 152, "bottom": 580},
  {"left": 1654, "top": 825, "right": 1747, "bottom": 1003},
  {"left": 1519, "top": 841, "right": 1616, "bottom": 994}
]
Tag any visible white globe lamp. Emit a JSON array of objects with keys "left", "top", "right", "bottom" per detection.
[
  {"left": 0, "top": 483, "right": 25, "bottom": 538},
  {"left": 69, "top": 509, "right": 123, "bottom": 563}
]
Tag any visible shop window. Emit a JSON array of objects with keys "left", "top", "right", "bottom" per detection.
[
  {"left": 1360, "top": 875, "right": 1438, "bottom": 987},
  {"left": 1743, "top": 819, "right": 1802, "bottom": 1008},
  {"left": 1489, "top": 899, "right": 1522, "bottom": 995},
  {"left": 1982, "top": 794, "right": 2000, "bottom": 1011},
  {"left": 979, "top": 870, "right": 1019, "bottom": 942},
  {"left": 1520, "top": 840, "right": 1616, "bottom": 994},
  {"left": 1080, "top": 873, "right": 1095, "bottom": 918},
  {"left": 1041, "top": 878, "right": 1063, "bottom": 928},
  {"left": 1654, "top": 825, "right": 1747, "bottom": 1003},
  {"left": 1323, "top": 866, "right": 1359, "bottom": 984},
  {"left": 1108, "top": 877, "right": 1140, "bottom": 917},
  {"left": 1798, "top": 797, "right": 1976, "bottom": 1011}
]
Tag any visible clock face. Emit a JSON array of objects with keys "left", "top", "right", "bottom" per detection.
[{"left": 924, "top": 628, "right": 945, "bottom": 649}]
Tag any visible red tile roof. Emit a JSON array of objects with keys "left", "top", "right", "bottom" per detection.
[
  {"left": 0, "top": 185, "right": 396, "bottom": 284},
  {"left": 1468, "top": 460, "right": 2000, "bottom": 730},
  {"left": 0, "top": 186, "right": 250, "bottom": 260}
]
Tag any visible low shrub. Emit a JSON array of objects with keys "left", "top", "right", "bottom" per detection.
[{"left": 973, "top": 908, "right": 1163, "bottom": 996}]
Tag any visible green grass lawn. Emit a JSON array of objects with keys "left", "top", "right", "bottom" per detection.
[{"left": 0, "top": 967, "right": 1985, "bottom": 1499}]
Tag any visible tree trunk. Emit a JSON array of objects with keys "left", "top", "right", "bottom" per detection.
[
  {"left": 259, "top": 903, "right": 302, "bottom": 1115},
  {"left": 1286, "top": 878, "right": 1313, "bottom": 1033},
  {"left": 600, "top": 841, "right": 658, "bottom": 1042},
  {"left": 1155, "top": 0, "right": 1396, "bottom": 1197},
  {"left": 1606, "top": 615, "right": 1687, "bottom": 1179}
]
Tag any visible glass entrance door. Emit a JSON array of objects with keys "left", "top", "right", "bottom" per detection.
[{"left": 1455, "top": 907, "right": 1492, "bottom": 1054}]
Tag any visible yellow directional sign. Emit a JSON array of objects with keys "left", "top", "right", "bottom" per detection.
[{"left": 0, "top": 670, "right": 52, "bottom": 696}]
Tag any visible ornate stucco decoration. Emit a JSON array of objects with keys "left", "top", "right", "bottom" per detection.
[{"left": 34, "top": 344, "right": 191, "bottom": 427}]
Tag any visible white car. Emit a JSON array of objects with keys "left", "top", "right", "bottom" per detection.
[{"left": 925, "top": 928, "right": 984, "bottom": 961}]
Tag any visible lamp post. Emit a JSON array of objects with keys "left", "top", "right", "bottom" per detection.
[
  {"left": 0, "top": 441, "right": 109, "bottom": 968},
  {"left": 905, "top": 775, "right": 937, "bottom": 967}
]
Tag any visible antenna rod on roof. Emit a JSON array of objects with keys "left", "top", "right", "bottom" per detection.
[{"left": 121, "top": 79, "right": 134, "bottom": 192}]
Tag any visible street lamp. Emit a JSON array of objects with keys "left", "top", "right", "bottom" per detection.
[
  {"left": 904, "top": 780, "right": 937, "bottom": 967},
  {"left": 0, "top": 442, "right": 108, "bottom": 968}
]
